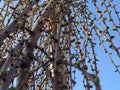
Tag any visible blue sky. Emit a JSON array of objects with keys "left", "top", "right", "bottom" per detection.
[
  {"left": 74, "top": 0, "right": 120, "bottom": 90},
  {"left": 74, "top": 45, "right": 120, "bottom": 90}
]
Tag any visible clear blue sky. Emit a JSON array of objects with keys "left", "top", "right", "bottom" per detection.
[{"left": 74, "top": 0, "right": 120, "bottom": 90}]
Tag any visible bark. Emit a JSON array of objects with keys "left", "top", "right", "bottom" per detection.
[
  {"left": 0, "top": 43, "right": 22, "bottom": 90},
  {"left": 16, "top": 0, "right": 54, "bottom": 89},
  {"left": 0, "top": 0, "right": 38, "bottom": 41}
]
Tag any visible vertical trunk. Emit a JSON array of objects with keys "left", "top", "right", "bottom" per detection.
[
  {"left": 53, "top": 12, "right": 69, "bottom": 90},
  {"left": 16, "top": 18, "right": 43, "bottom": 90}
]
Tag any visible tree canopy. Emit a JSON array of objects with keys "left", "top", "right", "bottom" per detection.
[{"left": 0, "top": 0, "right": 120, "bottom": 90}]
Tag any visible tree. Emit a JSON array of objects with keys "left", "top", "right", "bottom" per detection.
[{"left": 0, "top": 0, "right": 120, "bottom": 90}]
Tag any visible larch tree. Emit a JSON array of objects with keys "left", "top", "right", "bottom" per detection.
[{"left": 0, "top": 0, "right": 120, "bottom": 90}]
